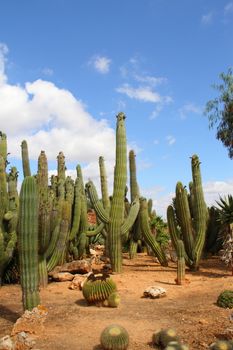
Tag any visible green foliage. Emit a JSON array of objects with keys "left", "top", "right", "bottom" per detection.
[
  {"left": 204, "top": 67, "right": 233, "bottom": 159},
  {"left": 217, "top": 290, "right": 233, "bottom": 309},
  {"left": 150, "top": 215, "right": 170, "bottom": 248},
  {"left": 100, "top": 324, "right": 129, "bottom": 350}
]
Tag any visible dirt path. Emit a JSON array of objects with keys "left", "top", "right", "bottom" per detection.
[{"left": 1, "top": 254, "right": 233, "bottom": 349}]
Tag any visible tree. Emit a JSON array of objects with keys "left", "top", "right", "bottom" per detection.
[{"left": 204, "top": 67, "right": 233, "bottom": 159}]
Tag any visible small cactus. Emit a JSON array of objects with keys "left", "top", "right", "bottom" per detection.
[
  {"left": 106, "top": 292, "right": 121, "bottom": 308},
  {"left": 209, "top": 340, "right": 233, "bottom": 350},
  {"left": 165, "top": 341, "right": 189, "bottom": 350},
  {"left": 100, "top": 324, "right": 129, "bottom": 350},
  {"left": 217, "top": 290, "right": 233, "bottom": 309},
  {"left": 152, "top": 328, "right": 179, "bottom": 348},
  {"left": 82, "top": 273, "right": 117, "bottom": 305}
]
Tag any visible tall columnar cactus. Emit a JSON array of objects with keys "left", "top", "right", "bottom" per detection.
[
  {"left": 167, "top": 154, "right": 208, "bottom": 270},
  {"left": 18, "top": 176, "right": 40, "bottom": 310},
  {"left": 129, "top": 150, "right": 141, "bottom": 259},
  {"left": 21, "top": 140, "right": 31, "bottom": 177},
  {"left": 139, "top": 198, "right": 168, "bottom": 266},
  {"left": 86, "top": 113, "right": 140, "bottom": 273},
  {"left": 176, "top": 240, "right": 185, "bottom": 285},
  {"left": 0, "top": 133, "right": 18, "bottom": 285}
]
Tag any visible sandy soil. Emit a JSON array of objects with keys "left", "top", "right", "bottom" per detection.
[{"left": 1, "top": 253, "right": 233, "bottom": 350}]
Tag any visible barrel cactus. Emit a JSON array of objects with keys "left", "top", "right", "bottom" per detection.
[
  {"left": 209, "top": 340, "right": 233, "bottom": 350},
  {"left": 217, "top": 290, "right": 233, "bottom": 309},
  {"left": 165, "top": 342, "right": 189, "bottom": 350},
  {"left": 100, "top": 324, "right": 129, "bottom": 350},
  {"left": 152, "top": 328, "right": 179, "bottom": 348},
  {"left": 82, "top": 273, "right": 117, "bottom": 305}
]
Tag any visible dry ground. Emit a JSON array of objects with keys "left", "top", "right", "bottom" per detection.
[{"left": 1, "top": 253, "right": 233, "bottom": 350}]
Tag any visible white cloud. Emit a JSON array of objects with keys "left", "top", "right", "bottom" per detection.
[
  {"left": 203, "top": 179, "right": 233, "bottom": 207},
  {"left": 201, "top": 12, "right": 213, "bottom": 24},
  {"left": 116, "top": 83, "right": 162, "bottom": 103},
  {"left": 133, "top": 74, "right": 167, "bottom": 86},
  {"left": 0, "top": 44, "right": 116, "bottom": 167},
  {"left": 89, "top": 55, "right": 111, "bottom": 74},
  {"left": 166, "top": 135, "right": 176, "bottom": 145},
  {"left": 224, "top": 2, "right": 233, "bottom": 14},
  {"left": 178, "top": 103, "right": 202, "bottom": 119},
  {"left": 41, "top": 67, "right": 54, "bottom": 76},
  {"left": 149, "top": 105, "right": 163, "bottom": 119}
]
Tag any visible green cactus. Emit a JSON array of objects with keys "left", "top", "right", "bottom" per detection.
[
  {"left": 217, "top": 290, "right": 233, "bottom": 308},
  {"left": 18, "top": 176, "right": 40, "bottom": 310},
  {"left": 167, "top": 155, "right": 208, "bottom": 270},
  {"left": 165, "top": 342, "right": 189, "bottom": 350},
  {"left": 100, "top": 324, "right": 129, "bottom": 350},
  {"left": 86, "top": 113, "right": 139, "bottom": 273},
  {"left": 152, "top": 328, "right": 179, "bottom": 348},
  {"left": 21, "top": 140, "right": 31, "bottom": 177},
  {"left": 82, "top": 272, "right": 117, "bottom": 305},
  {"left": 176, "top": 239, "right": 186, "bottom": 285},
  {"left": 139, "top": 198, "right": 168, "bottom": 266},
  {"left": 209, "top": 340, "right": 233, "bottom": 350}
]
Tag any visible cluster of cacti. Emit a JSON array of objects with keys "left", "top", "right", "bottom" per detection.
[
  {"left": 217, "top": 290, "right": 233, "bottom": 308},
  {"left": 0, "top": 132, "right": 18, "bottom": 285},
  {"left": 152, "top": 328, "right": 189, "bottom": 350},
  {"left": 82, "top": 272, "right": 118, "bottom": 306},
  {"left": 100, "top": 324, "right": 129, "bottom": 350},
  {"left": 167, "top": 154, "right": 208, "bottom": 271}
]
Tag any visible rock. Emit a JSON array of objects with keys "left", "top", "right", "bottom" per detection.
[
  {"left": 14, "top": 332, "right": 36, "bottom": 350},
  {"left": 143, "top": 286, "right": 167, "bottom": 299},
  {"left": 68, "top": 272, "right": 92, "bottom": 290},
  {"left": 50, "top": 272, "right": 74, "bottom": 282},
  {"left": 48, "top": 259, "right": 92, "bottom": 275},
  {"left": 0, "top": 335, "right": 14, "bottom": 350},
  {"left": 11, "top": 306, "right": 48, "bottom": 336}
]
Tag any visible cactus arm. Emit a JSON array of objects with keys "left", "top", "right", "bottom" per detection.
[
  {"left": 85, "top": 181, "right": 109, "bottom": 224},
  {"left": 21, "top": 140, "right": 31, "bottom": 177},
  {"left": 86, "top": 222, "right": 105, "bottom": 237},
  {"left": 140, "top": 198, "right": 168, "bottom": 266},
  {"left": 69, "top": 177, "right": 82, "bottom": 240},
  {"left": 175, "top": 182, "right": 194, "bottom": 261},
  {"left": 18, "top": 176, "right": 40, "bottom": 310},
  {"left": 99, "top": 156, "right": 111, "bottom": 211},
  {"left": 121, "top": 197, "right": 140, "bottom": 236}
]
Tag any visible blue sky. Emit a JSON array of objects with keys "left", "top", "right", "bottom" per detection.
[{"left": 0, "top": 0, "right": 232, "bottom": 218}]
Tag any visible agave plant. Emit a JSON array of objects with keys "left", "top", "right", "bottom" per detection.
[{"left": 215, "top": 195, "right": 233, "bottom": 273}]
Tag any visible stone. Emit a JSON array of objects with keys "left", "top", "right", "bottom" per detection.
[
  {"left": 0, "top": 335, "right": 14, "bottom": 350},
  {"left": 48, "top": 259, "right": 92, "bottom": 276},
  {"left": 50, "top": 272, "right": 74, "bottom": 282},
  {"left": 143, "top": 286, "right": 167, "bottom": 299},
  {"left": 68, "top": 272, "right": 92, "bottom": 290},
  {"left": 11, "top": 306, "right": 48, "bottom": 336}
]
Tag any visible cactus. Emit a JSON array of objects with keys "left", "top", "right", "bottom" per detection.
[
  {"left": 21, "top": 140, "right": 31, "bottom": 177},
  {"left": 209, "top": 340, "right": 233, "bottom": 350},
  {"left": 18, "top": 176, "right": 40, "bottom": 310},
  {"left": 86, "top": 113, "right": 139, "bottom": 273},
  {"left": 167, "top": 155, "right": 208, "bottom": 270},
  {"left": 152, "top": 328, "right": 179, "bottom": 348},
  {"left": 176, "top": 240, "right": 185, "bottom": 285},
  {"left": 165, "top": 342, "right": 189, "bottom": 350},
  {"left": 100, "top": 324, "right": 129, "bottom": 350},
  {"left": 82, "top": 273, "right": 117, "bottom": 305},
  {"left": 217, "top": 290, "right": 233, "bottom": 308}
]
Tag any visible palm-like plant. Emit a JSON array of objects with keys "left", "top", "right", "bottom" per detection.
[{"left": 215, "top": 195, "right": 233, "bottom": 273}]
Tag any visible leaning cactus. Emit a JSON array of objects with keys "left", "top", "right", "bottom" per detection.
[
  {"left": 167, "top": 155, "right": 208, "bottom": 270},
  {"left": 18, "top": 176, "right": 40, "bottom": 310}
]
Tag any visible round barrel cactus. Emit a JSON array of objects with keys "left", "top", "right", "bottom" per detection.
[
  {"left": 100, "top": 324, "right": 129, "bottom": 350},
  {"left": 152, "top": 328, "right": 179, "bottom": 348},
  {"left": 209, "top": 340, "right": 233, "bottom": 350},
  {"left": 165, "top": 341, "right": 189, "bottom": 350},
  {"left": 82, "top": 273, "right": 117, "bottom": 305},
  {"left": 217, "top": 290, "right": 233, "bottom": 309}
]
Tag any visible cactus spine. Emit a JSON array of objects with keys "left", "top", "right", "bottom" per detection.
[{"left": 18, "top": 176, "right": 40, "bottom": 310}]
